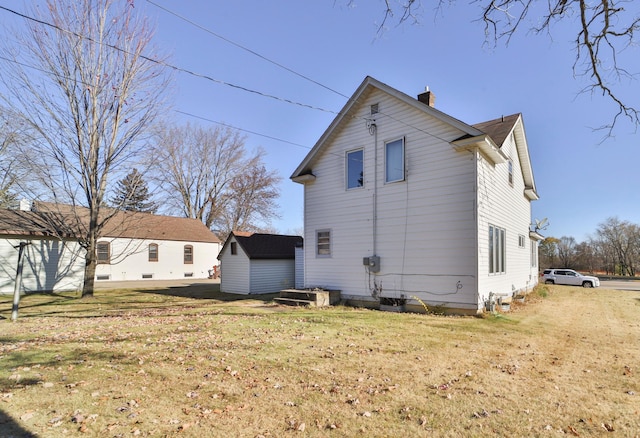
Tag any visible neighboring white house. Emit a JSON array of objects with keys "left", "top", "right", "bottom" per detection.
[
  {"left": 290, "top": 76, "right": 541, "bottom": 314},
  {"left": 219, "top": 232, "right": 303, "bottom": 294},
  {"left": 0, "top": 203, "right": 222, "bottom": 294},
  {"left": 0, "top": 208, "right": 85, "bottom": 294}
]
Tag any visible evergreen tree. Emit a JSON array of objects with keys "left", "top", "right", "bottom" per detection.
[{"left": 111, "top": 168, "right": 157, "bottom": 213}]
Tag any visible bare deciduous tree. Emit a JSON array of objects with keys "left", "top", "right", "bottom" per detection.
[
  {"left": 0, "top": 0, "right": 170, "bottom": 297},
  {"left": 151, "top": 124, "right": 281, "bottom": 239},
  {"left": 215, "top": 159, "right": 281, "bottom": 239},
  {"left": 359, "top": 0, "right": 639, "bottom": 134},
  {"left": 595, "top": 216, "right": 640, "bottom": 276},
  {"left": 557, "top": 235, "right": 577, "bottom": 268}
]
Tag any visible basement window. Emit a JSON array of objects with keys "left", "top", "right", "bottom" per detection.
[
  {"left": 184, "top": 272, "right": 193, "bottom": 278},
  {"left": 96, "top": 275, "right": 110, "bottom": 281},
  {"left": 142, "top": 273, "right": 153, "bottom": 279}
]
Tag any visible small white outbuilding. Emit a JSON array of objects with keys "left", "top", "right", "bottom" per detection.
[{"left": 218, "top": 232, "right": 303, "bottom": 295}]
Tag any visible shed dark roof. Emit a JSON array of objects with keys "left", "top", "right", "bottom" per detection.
[{"left": 226, "top": 232, "right": 303, "bottom": 260}]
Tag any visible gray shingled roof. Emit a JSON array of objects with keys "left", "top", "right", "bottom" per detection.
[
  {"left": 0, "top": 204, "right": 220, "bottom": 244},
  {"left": 222, "top": 232, "right": 303, "bottom": 260}
]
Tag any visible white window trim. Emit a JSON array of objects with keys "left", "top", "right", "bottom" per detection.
[
  {"left": 316, "top": 229, "right": 331, "bottom": 258},
  {"left": 345, "top": 148, "right": 364, "bottom": 190},
  {"left": 385, "top": 137, "right": 405, "bottom": 184},
  {"left": 489, "top": 224, "right": 506, "bottom": 275}
]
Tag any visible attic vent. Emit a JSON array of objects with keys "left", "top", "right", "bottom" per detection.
[{"left": 370, "top": 103, "right": 379, "bottom": 115}]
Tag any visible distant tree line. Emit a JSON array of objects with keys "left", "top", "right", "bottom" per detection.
[{"left": 539, "top": 217, "right": 640, "bottom": 276}]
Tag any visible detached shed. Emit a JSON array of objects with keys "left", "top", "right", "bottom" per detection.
[{"left": 218, "top": 232, "right": 303, "bottom": 295}]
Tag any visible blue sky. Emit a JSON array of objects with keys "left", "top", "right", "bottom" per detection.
[{"left": 3, "top": 1, "right": 640, "bottom": 241}]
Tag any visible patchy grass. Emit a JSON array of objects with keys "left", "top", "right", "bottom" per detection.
[{"left": 0, "top": 284, "right": 638, "bottom": 437}]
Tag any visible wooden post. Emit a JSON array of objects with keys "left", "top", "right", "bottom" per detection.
[{"left": 11, "top": 242, "right": 30, "bottom": 322}]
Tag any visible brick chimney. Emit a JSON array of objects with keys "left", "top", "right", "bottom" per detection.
[{"left": 417, "top": 87, "right": 435, "bottom": 107}]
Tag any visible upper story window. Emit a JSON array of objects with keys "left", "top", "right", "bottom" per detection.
[
  {"left": 346, "top": 149, "right": 364, "bottom": 190},
  {"left": 184, "top": 245, "right": 193, "bottom": 264},
  {"left": 385, "top": 138, "right": 405, "bottom": 183},
  {"left": 230, "top": 242, "right": 237, "bottom": 255},
  {"left": 148, "top": 243, "right": 158, "bottom": 262},
  {"left": 96, "top": 241, "right": 111, "bottom": 264},
  {"left": 316, "top": 229, "right": 331, "bottom": 257},
  {"left": 518, "top": 234, "right": 525, "bottom": 248}
]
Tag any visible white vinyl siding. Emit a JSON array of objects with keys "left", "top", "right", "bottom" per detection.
[
  {"left": 219, "top": 238, "right": 250, "bottom": 294},
  {"left": 250, "top": 259, "right": 295, "bottom": 294},
  {"left": 95, "top": 238, "right": 219, "bottom": 282},
  {"left": 302, "top": 88, "right": 478, "bottom": 309},
  {"left": 477, "top": 125, "right": 538, "bottom": 301},
  {"left": 0, "top": 237, "right": 85, "bottom": 294}
]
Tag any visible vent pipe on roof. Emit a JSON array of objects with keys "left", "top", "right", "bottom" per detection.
[{"left": 417, "top": 86, "right": 435, "bottom": 107}]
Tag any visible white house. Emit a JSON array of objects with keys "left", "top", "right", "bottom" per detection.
[
  {"left": 0, "top": 203, "right": 222, "bottom": 294},
  {"left": 291, "top": 76, "right": 541, "bottom": 314},
  {"left": 219, "top": 232, "right": 303, "bottom": 294},
  {"left": 0, "top": 208, "right": 85, "bottom": 294}
]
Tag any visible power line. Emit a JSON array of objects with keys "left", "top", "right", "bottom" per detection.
[
  {"left": 175, "top": 110, "right": 312, "bottom": 151},
  {"left": 0, "top": 4, "right": 339, "bottom": 115},
  {"left": 0, "top": 4, "right": 458, "bottom": 151},
  {"left": 146, "top": 0, "right": 350, "bottom": 100}
]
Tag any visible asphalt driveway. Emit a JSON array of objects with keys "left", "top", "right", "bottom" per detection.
[{"left": 599, "top": 279, "right": 640, "bottom": 291}]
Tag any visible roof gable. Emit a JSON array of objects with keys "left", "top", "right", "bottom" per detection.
[
  {"left": 472, "top": 114, "right": 538, "bottom": 200},
  {"left": 291, "top": 76, "right": 483, "bottom": 180}
]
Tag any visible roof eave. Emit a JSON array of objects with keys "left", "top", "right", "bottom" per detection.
[
  {"left": 451, "top": 135, "right": 507, "bottom": 164},
  {"left": 524, "top": 187, "right": 539, "bottom": 201}
]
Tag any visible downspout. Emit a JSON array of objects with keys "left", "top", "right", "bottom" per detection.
[
  {"left": 474, "top": 150, "right": 481, "bottom": 311},
  {"left": 368, "top": 119, "right": 378, "bottom": 256}
]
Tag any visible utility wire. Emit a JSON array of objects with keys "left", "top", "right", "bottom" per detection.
[
  {"left": 0, "top": 4, "right": 338, "bottom": 115},
  {"left": 0, "top": 4, "right": 461, "bottom": 149},
  {"left": 146, "top": 0, "right": 350, "bottom": 100},
  {"left": 175, "top": 110, "right": 312, "bottom": 151}
]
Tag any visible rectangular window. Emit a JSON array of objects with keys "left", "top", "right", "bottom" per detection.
[
  {"left": 184, "top": 245, "right": 193, "bottom": 264},
  {"left": 231, "top": 241, "right": 237, "bottom": 255},
  {"left": 142, "top": 274, "right": 153, "bottom": 279},
  {"left": 346, "top": 149, "right": 364, "bottom": 189},
  {"left": 316, "top": 230, "right": 331, "bottom": 257},
  {"left": 489, "top": 225, "right": 506, "bottom": 274},
  {"left": 531, "top": 240, "right": 537, "bottom": 267},
  {"left": 96, "top": 242, "right": 110, "bottom": 264},
  {"left": 148, "top": 243, "right": 158, "bottom": 262},
  {"left": 518, "top": 235, "right": 525, "bottom": 248},
  {"left": 385, "top": 138, "right": 405, "bottom": 183}
]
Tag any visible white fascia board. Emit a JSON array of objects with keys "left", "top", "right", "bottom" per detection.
[{"left": 451, "top": 135, "right": 507, "bottom": 164}]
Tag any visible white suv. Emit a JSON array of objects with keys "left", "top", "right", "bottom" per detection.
[{"left": 542, "top": 269, "right": 600, "bottom": 288}]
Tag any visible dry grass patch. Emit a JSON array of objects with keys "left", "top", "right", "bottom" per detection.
[{"left": 0, "top": 284, "right": 638, "bottom": 437}]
